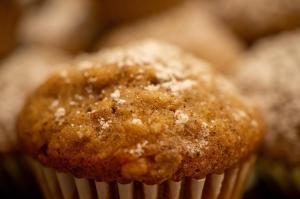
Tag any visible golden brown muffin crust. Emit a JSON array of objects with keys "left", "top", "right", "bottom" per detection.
[{"left": 18, "top": 40, "right": 264, "bottom": 184}]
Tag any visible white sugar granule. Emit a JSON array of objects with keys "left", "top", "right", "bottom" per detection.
[
  {"left": 129, "top": 141, "right": 148, "bottom": 156},
  {"left": 111, "top": 89, "right": 120, "bottom": 99},
  {"left": 98, "top": 118, "right": 111, "bottom": 130},
  {"left": 132, "top": 118, "right": 143, "bottom": 125},
  {"left": 175, "top": 110, "right": 189, "bottom": 124},
  {"left": 55, "top": 107, "right": 65, "bottom": 125},
  {"left": 110, "top": 89, "right": 126, "bottom": 105},
  {"left": 50, "top": 100, "right": 59, "bottom": 109},
  {"left": 69, "top": 100, "right": 77, "bottom": 106},
  {"left": 232, "top": 109, "right": 248, "bottom": 121},
  {"left": 162, "top": 79, "right": 196, "bottom": 93},
  {"left": 144, "top": 84, "right": 160, "bottom": 91},
  {"left": 78, "top": 60, "right": 93, "bottom": 70},
  {"left": 88, "top": 77, "right": 97, "bottom": 82},
  {"left": 74, "top": 94, "right": 84, "bottom": 101}
]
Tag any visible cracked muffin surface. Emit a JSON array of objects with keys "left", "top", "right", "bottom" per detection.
[{"left": 18, "top": 40, "right": 264, "bottom": 184}]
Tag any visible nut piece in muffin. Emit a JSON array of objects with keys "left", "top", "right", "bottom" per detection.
[
  {"left": 210, "top": 0, "right": 300, "bottom": 42},
  {"left": 233, "top": 30, "right": 300, "bottom": 197},
  {"left": 18, "top": 40, "right": 264, "bottom": 199},
  {"left": 19, "top": 0, "right": 103, "bottom": 53},
  {"left": 0, "top": 0, "right": 20, "bottom": 58},
  {"left": 97, "top": 0, "right": 244, "bottom": 74}
]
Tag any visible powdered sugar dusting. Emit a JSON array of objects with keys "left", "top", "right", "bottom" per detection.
[
  {"left": 162, "top": 79, "right": 196, "bottom": 94},
  {"left": 55, "top": 107, "right": 65, "bottom": 125},
  {"left": 132, "top": 118, "right": 143, "bottom": 125},
  {"left": 232, "top": 109, "right": 248, "bottom": 121},
  {"left": 129, "top": 141, "right": 148, "bottom": 156},
  {"left": 78, "top": 60, "right": 93, "bottom": 70},
  {"left": 98, "top": 118, "right": 111, "bottom": 130},
  {"left": 50, "top": 100, "right": 59, "bottom": 109},
  {"left": 75, "top": 40, "right": 210, "bottom": 94},
  {"left": 110, "top": 89, "right": 120, "bottom": 99},
  {"left": 110, "top": 89, "right": 126, "bottom": 105},
  {"left": 144, "top": 84, "right": 160, "bottom": 91},
  {"left": 175, "top": 110, "right": 189, "bottom": 124},
  {"left": 183, "top": 139, "right": 208, "bottom": 157}
]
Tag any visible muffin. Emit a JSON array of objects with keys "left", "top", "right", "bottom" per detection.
[
  {"left": 0, "top": 0, "right": 20, "bottom": 58},
  {"left": 19, "top": 0, "right": 103, "bottom": 53},
  {"left": 97, "top": 0, "right": 244, "bottom": 74},
  {"left": 18, "top": 40, "right": 264, "bottom": 199},
  {"left": 0, "top": 46, "right": 70, "bottom": 197},
  {"left": 210, "top": 0, "right": 300, "bottom": 43},
  {"left": 233, "top": 30, "right": 300, "bottom": 197},
  {"left": 101, "top": 0, "right": 181, "bottom": 25}
]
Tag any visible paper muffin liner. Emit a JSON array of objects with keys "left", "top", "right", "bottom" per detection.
[{"left": 29, "top": 156, "right": 255, "bottom": 199}]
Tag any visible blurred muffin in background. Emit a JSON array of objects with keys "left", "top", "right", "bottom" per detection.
[
  {"left": 97, "top": 0, "right": 244, "bottom": 74},
  {"left": 233, "top": 30, "right": 300, "bottom": 197},
  {"left": 0, "top": 46, "right": 70, "bottom": 198},
  {"left": 101, "top": 0, "right": 182, "bottom": 25},
  {"left": 16, "top": 0, "right": 43, "bottom": 9},
  {"left": 19, "top": 0, "right": 103, "bottom": 53},
  {"left": 0, "top": 0, "right": 21, "bottom": 58},
  {"left": 210, "top": 0, "right": 300, "bottom": 43}
]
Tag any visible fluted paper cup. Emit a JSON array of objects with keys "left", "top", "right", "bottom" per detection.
[{"left": 29, "top": 156, "right": 255, "bottom": 199}]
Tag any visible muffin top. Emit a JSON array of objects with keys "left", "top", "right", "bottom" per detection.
[
  {"left": 0, "top": 46, "right": 69, "bottom": 154},
  {"left": 98, "top": 0, "right": 244, "bottom": 74},
  {"left": 211, "top": 0, "right": 300, "bottom": 42},
  {"left": 18, "top": 40, "right": 264, "bottom": 184},
  {"left": 233, "top": 31, "right": 300, "bottom": 166}
]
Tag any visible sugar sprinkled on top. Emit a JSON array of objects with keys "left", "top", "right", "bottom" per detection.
[
  {"left": 98, "top": 118, "right": 111, "bottom": 130},
  {"left": 50, "top": 100, "right": 59, "bottom": 109},
  {"left": 129, "top": 141, "right": 148, "bottom": 156},
  {"left": 131, "top": 118, "right": 143, "bottom": 125},
  {"left": 110, "top": 89, "right": 126, "bottom": 105},
  {"left": 76, "top": 40, "right": 210, "bottom": 88},
  {"left": 55, "top": 107, "right": 66, "bottom": 125},
  {"left": 78, "top": 60, "right": 93, "bottom": 70},
  {"left": 175, "top": 110, "right": 189, "bottom": 124},
  {"left": 144, "top": 84, "right": 160, "bottom": 91},
  {"left": 110, "top": 89, "right": 120, "bottom": 99},
  {"left": 161, "top": 79, "right": 196, "bottom": 94}
]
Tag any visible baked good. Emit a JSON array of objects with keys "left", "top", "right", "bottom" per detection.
[
  {"left": 233, "top": 30, "right": 300, "bottom": 197},
  {"left": 97, "top": 0, "right": 244, "bottom": 74},
  {"left": 18, "top": 40, "right": 264, "bottom": 199},
  {"left": 0, "top": 0, "right": 20, "bottom": 58},
  {"left": 19, "top": 0, "right": 103, "bottom": 53},
  {"left": 0, "top": 46, "right": 70, "bottom": 153},
  {"left": 211, "top": 0, "right": 300, "bottom": 42},
  {"left": 0, "top": 46, "right": 70, "bottom": 198}
]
